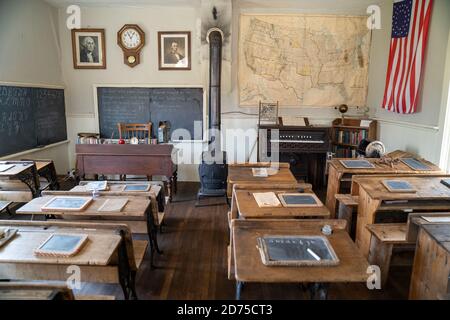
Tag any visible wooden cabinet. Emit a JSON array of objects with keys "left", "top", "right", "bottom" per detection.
[{"left": 331, "top": 118, "right": 377, "bottom": 158}]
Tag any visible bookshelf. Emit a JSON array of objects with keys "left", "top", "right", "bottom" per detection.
[{"left": 331, "top": 118, "right": 377, "bottom": 158}]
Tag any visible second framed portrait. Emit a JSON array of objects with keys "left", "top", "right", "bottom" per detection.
[
  {"left": 158, "top": 31, "right": 191, "bottom": 70},
  {"left": 71, "top": 28, "right": 106, "bottom": 69}
]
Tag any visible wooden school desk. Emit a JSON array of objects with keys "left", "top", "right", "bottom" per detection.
[
  {"left": 15, "top": 194, "right": 161, "bottom": 267},
  {"left": 353, "top": 176, "right": 450, "bottom": 258},
  {"left": 67, "top": 181, "right": 166, "bottom": 228},
  {"left": 0, "top": 220, "right": 146, "bottom": 300},
  {"left": 325, "top": 157, "right": 442, "bottom": 217},
  {"left": 227, "top": 163, "right": 297, "bottom": 198},
  {"left": 75, "top": 144, "right": 177, "bottom": 201},
  {"left": 231, "top": 219, "right": 369, "bottom": 300},
  {"left": 409, "top": 224, "right": 450, "bottom": 299},
  {"left": 0, "top": 161, "right": 41, "bottom": 198}
]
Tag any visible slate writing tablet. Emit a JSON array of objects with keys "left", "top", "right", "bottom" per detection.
[
  {"left": 339, "top": 160, "right": 375, "bottom": 169},
  {"left": 400, "top": 158, "right": 432, "bottom": 171},
  {"left": 257, "top": 235, "right": 339, "bottom": 267},
  {"left": 34, "top": 234, "right": 88, "bottom": 257},
  {"left": 278, "top": 193, "right": 322, "bottom": 207},
  {"left": 41, "top": 197, "right": 93, "bottom": 212},
  {"left": 123, "top": 184, "right": 150, "bottom": 192},
  {"left": 382, "top": 180, "right": 416, "bottom": 193}
]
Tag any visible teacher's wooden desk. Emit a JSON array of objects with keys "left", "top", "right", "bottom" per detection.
[
  {"left": 75, "top": 144, "right": 177, "bottom": 201},
  {"left": 326, "top": 158, "right": 442, "bottom": 218},
  {"left": 353, "top": 176, "right": 450, "bottom": 258},
  {"left": 0, "top": 220, "right": 145, "bottom": 300},
  {"left": 231, "top": 219, "right": 369, "bottom": 300}
]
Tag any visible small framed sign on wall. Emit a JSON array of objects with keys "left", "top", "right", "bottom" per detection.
[
  {"left": 158, "top": 31, "right": 191, "bottom": 70},
  {"left": 71, "top": 28, "right": 106, "bottom": 69}
]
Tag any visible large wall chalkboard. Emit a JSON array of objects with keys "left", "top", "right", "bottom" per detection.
[
  {"left": 0, "top": 85, "right": 67, "bottom": 157},
  {"left": 97, "top": 87, "right": 204, "bottom": 140}
]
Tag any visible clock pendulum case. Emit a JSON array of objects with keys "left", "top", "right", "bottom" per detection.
[{"left": 117, "top": 24, "right": 145, "bottom": 67}]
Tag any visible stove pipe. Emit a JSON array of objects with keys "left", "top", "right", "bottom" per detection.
[{"left": 207, "top": 28, "right": 223, "bottom": 151}]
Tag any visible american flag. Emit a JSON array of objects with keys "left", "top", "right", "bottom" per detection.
[{"left": 382, "top": 0, "right": 433, "bottom": 114}]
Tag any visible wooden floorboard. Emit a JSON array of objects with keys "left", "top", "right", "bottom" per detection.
[{"left": 3, "top": 182, "right": 410, "bottom": 300}]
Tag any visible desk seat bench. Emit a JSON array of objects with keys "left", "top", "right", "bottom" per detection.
[{"left": 366, "top": 223, "right": 415, "bottom": 287}]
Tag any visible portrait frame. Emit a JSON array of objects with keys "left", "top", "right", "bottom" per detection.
[
  {"left": 158, "top": 31, "right": 191, "bottom": 70},
  {"left": 71, "top": 28, "right": 106, "bottom": 69}
]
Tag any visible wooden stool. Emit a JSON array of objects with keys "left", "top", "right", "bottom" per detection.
[
  {"left": 335, "top": 194, "right": 358, "bottom": 238},
  {"left": 366, "top": 223, "right": 414, "bottom": 287}
]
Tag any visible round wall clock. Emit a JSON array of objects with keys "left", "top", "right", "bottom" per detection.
[{"left": 117, "top": 24, "right": 145, "bottom": 67}]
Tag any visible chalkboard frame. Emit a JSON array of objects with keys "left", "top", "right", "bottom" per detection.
[
  {"left": 93, "top": 84, "right": 207, "bottom": 142},
  {"left": 0, "top": 82, "right": 67, "bottom": 157}
]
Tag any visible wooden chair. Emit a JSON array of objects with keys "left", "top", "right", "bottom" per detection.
[
  {"left": 118, "top": 123, "right": 152, "bottom": 141},
  {"left": 117, "top": 122, "right": 152, "bottom": 181}
]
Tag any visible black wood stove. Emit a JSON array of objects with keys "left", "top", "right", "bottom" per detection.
[{"left": 196, "top": 28, "right": 228, "bottom": 206}]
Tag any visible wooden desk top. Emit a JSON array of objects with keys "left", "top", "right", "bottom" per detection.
[
  {"left": 228, "top": 166, "right": 297, "bottom": 185},
  {"left": 328, "top": 157, "right": 442, "bottom": 174},
  {"left": 0, "top": 162, "right": 34, "bottom": 176},
  {"left": 232, "top": 219, "right": 369, "bottom": 283},
  {"left": 421, "top": 224, "right": 450, "bottom": 253},
  {"left": 354, "top": 176, "right": 450, "bottom": 201},
  {"left": 235, "top": 190, "right": 330, "bottom": 218},
  {"left": 0, "top": 224, "right": 121, "bottom": 265},
  {"left": 35, "top": 161, "right": 51, "bottom": 172},
  {"left": 16, "top": 196, "right": 150, "bottom": 217}
]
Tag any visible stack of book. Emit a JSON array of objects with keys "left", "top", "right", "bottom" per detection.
[
  {"left": 77, "top": 133, "right": 101, "bottom": 144},
  {"left": 335, "top": 129, "right": 368, "bottom": 146}
]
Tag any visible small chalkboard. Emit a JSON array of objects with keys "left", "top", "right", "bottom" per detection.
[
  {"left": 441, "top": 179, "right": 450, "bottom": 189},
  {"left": 34, "top": 233, "right": 88, "bottom": 257},
  {"left": 401, "top": 158, "right": 431, "bottom": 171},
  {"left": 382, "top": 180, "right": 416, "bottom": 193},
  {"left": 123, "top": 184, "right": 150, "bottom": 192},
  {"left": 339, "top": 159, "right": 375, "bottom": 169},
  {"left": 257, "top": 235, "right": 339, "bottom": 267},
  {"left": 41, "top": 197, "right": 93, "bottom": 212},
  {"left": 278, "top": 193, "right": 322, "bottom": 207}
]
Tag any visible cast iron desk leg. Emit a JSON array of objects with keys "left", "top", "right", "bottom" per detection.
[{"left": 236, "top": 281, "right": 244, "bottom": 300}]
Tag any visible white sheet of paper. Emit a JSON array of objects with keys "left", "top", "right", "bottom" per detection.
[
  {"left": 282, "top": 116, "right": 306, "bottom": 126},
  {"left": 253, "top": 192, "right": 281, "bottom": 207},
  {"left": 422, "top": 216, "right": 450, "bottom": 223},
  {"left": 252, "top": 168, "right": 268, "bottom": 177}
]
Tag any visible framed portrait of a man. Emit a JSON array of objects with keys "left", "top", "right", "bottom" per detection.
[
  {"left": 71, "top": 29, "right": 106, "bottom": 69},
  {"left": 158, "top": 31, "right": 191, "bottom": 70}
]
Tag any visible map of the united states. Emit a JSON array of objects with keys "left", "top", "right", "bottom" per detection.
[{"left": 239, "top": 15, "right": 371, "bottom": 107}]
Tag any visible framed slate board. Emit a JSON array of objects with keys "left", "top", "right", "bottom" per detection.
[
  {"left": 257, "top": 235, "right": 339, "bottom": 267},
  {"left": 0, "top": 85, "right": 67, "bottom": 157},
  {"left": 339, "top": 159, "right": 375, "bottom": 169},
  {"left": 400, "top": 158, "right": 432, "bottom": 171},
  {"left": 278, "top": 193, "right": 322, "bottom": 207},
  {"left": 97, "top": 87, "right": 204, "bottom": 141},
  {"left": 382, "top": 180, "right": 416, "bottom": 193},
  {"left": 34, "top": 233, "right": 88, "bottom": 257}
]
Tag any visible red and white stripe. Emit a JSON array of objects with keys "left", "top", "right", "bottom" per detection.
[{"left": 382, "top": 0, "right": 433, "bottom": 114}]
